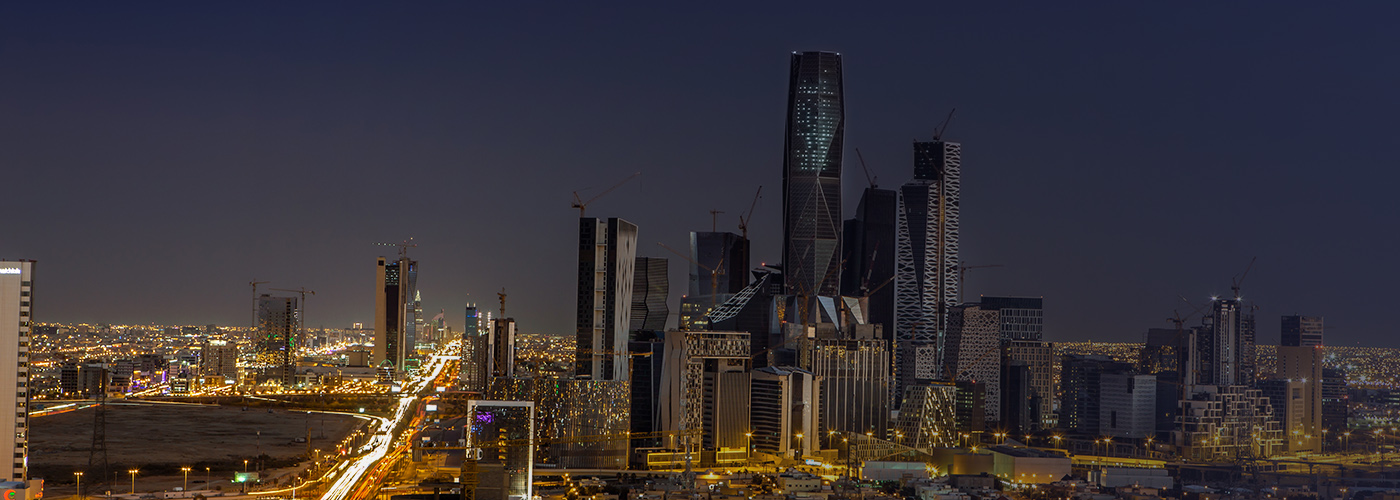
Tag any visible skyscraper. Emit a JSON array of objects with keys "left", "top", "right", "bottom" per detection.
[
  {"left": 799, "top": 336, "right": 890, "bottom": 447},
  {"left": 630, "top": 257, "right": 669, "bottom": 332},
  {"left": 256, "top": 294, "right": 298, "bottom": 385},
  {"left": 942, "top": 305, "right": 1000, "bottom": 422},
  {"left": 490, "top": 318, "right": 516, "bottom": 378},
  {"left": 461, "top": 304, "right": 488, "bottom": 392},
  {"left": 374, "top": 256, "right": 417, "bottom": 374},
  {"left": 576, "top": 217, "right": 638, "bottom": 381},
  {"left": 1193, "top": 298, "right": 1256, "bottom": 388},
  {"left": 841, "top": 187, "right": 897, "bottom": 341},
  {"left": 894, "top": 140, "right": 961, "bottom": 400},
  {"left": 0, "top": 261, "right": 33, "bottom": 483},
  {"left": 783, "top": 51, "right": 845, "bottom": 307},
  {"left": 1281, "top": 315, "right": 1323, "bottom": 347},
  {"left": 979, "top": 297, "right": 1042, "bottom": 341}
]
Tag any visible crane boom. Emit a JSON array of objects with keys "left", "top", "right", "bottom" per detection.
[
  {"left": 571, "top": 171, "right": 641, "bottom": 217},
  {"left": 933, "top": 108, "right": 957, "bottom": 141},
  {"left": 737, "top": 186, "right": 763, "bottom": 240},
  {"left": 855, "top": 148, "right": 877, "bottom": 189},
  {"left": 374, "top": 239, "right": 417, "bottom": 258}
]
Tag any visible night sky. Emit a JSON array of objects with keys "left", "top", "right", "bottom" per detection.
[{"left": 4, "top": 3, "right": 1398, "bottom": 347}]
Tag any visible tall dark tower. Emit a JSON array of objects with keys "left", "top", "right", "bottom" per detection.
[{"left": 783, "top": 51, "right": 845, "bottom": 311}]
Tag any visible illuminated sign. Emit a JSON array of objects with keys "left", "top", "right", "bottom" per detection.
[
  {"left": 0, "top": 269, "right": 20, "bottom": 275},
  {"left": 425, "top": 404, "right": 438, "bottom": 412}
]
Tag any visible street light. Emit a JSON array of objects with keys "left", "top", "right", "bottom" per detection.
[
  {"left": 74, "top": 472, "right": 83, "bottom": 500},
  {"left": 182, "top": 467, "right": 192, "bottom": 491},
  {"left": 128, "top": 469, "right": 139, "bottom": 495},
  {"left": 244, "top": 459, "right": 249, "bottom": 472},
  {"left": 205, "top": 467, "right": 211, "bottom": 488}
]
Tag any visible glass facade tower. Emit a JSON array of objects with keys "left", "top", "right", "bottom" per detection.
[{"left": 782, "top": 51, "right": 845, "bottom": 307}]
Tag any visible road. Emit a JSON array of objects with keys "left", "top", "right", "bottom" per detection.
[{"left": 318, "top": 349, "right": 454, "bottom": 500}]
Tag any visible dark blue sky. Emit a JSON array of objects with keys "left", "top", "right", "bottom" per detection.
[{"left": 4, "top": 3, "right": 1398, "bottom": 346}]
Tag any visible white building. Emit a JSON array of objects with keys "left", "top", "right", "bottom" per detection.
[
  {"left": 0, "top": 261, "right": 33, "bottom": 483},
  {"left": 1099, "top": 373, "right": 1155, "bottom": 438}
]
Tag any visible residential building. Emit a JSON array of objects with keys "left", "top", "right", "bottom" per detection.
[
  {"left": 0, "top": 260, "right": 32, "bottom": 482},
  {"left": 1276, "top": 345, "right": 1323, "bottom": 452}
]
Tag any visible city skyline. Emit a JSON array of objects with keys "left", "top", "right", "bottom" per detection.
[{"left": 5, "top": 4, "right": 1400, "bottom": 347}]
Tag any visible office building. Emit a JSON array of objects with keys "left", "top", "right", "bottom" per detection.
[
  {"left": 704, "top": 268, "right": 783, "bottom": 364},
  {"left": 954, "top": 381, "right": 986, "bottom": 436},
  {"left": 892, "top": 383, "right": 958, "bottom": 449},
  {"left": 630, "top": 257, "right": 669, "bottom": 333},
  {"left": 1259, "top": 378, "right": 1306, "bottom": 452},
  {"left": 1007, "top": 340, "right": 1054, "bottom": 429},
  {"left": 576, "top": 217, "right": 637, "bottom": 381},
  {"left": 374, "top": 256, "right": 418, "bottom": 374},
  {"left": 256, "top": 294, "right": 298, "bottom": 385},
  {"left": 1060, "top": 354, "right": 1133, "bottom": 435},
  {"left": 1099, "top": 373, "right": 1156, "bottom": 438},
  {"left": 489, "top": 378, "right": 630, "bottom": 469},
  {"left": 1191, "top": 298, "right": 1256, "bottom": 388},
  {"left": 1276, "top": 345, "right": 1323, "bottom": 452},
  {"left": 1321, "top": 367, "right": 1348, "bottom": 432},
  {"left": 799, "top": 336, "right": 890, "bottom": 447},
  {"left": 1139, "top": 328, "right": 1180, "bottom": 375},
  {"left": 690, "top": 232, "right": 749, "bottom": 297},
  {"left": 0, "top": 260, "right": 32, "bottom": 482},
  {"left": 467, "top": 400, "right": 534, "bottom": 500},
  {"left": 943, "top": 305, "right": 1001, "bottom": 422},
  {"left": 490, "top": 319, "right": 516, "bottom": 378},
  {"left": 200, "top": 340, "right": 239, "bottom": 386},
  {"left": 979, "top": 297, "right": 1042, "bottom": 341},
  {"left": 894, "top": 140, "right": 962, "bottom": 401},
  {"left": 840, "top": 188, "right": 897, "bottom": 341},
  {"left": 782, "top": 51, "right": 845, "bottom": 305},
  {"left": 461, "top": 304, "right": 488, "bottom": 392},
  {"left": 411, "top": 289, "right": 424, "bottom": 354},
  {"left": 628, "top": 331, "right": 667, "bottom": 446},
  {"left": 659, "top": 331, "right": 751, "bottom": 451},
  {"left": 1281, "top": 315, "right": 1323, "bottom": 347},
  {"left": 751, "top": 366, "right": 817, "bottom": 457},
  {"left": 1001, "top": 361, "right": 1037, "bottom": 435}
]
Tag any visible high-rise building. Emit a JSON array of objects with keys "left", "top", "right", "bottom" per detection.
[
  {"left": 799, "top": 336, "right": 890, "bottom": 447},
  {"left": 1321, "top": 367, "right": 1348, "bottom": 432},
  {"left": 1001, "top": 361, "right": 1037, "bottom": 435},
  {"left": 690, "top": 232, "right": 749, "bottom": 297},
  {"left": 256, "top": 294, "right": 298, "bottom": 385},
  {"left": 1276, "top": 345, "right": 1324, "bottom": 453},
  {"left": 200, "top": 340, "right": 239, "bottom": 386},
  {"left": 979, "top": 297, "right": 1043, "bottom": 341},
  {"left": 1006, "top": 340, "right": 1055, "bottom": 429},
  {"left": 490, "top": 319, "right": 516, "bottom": 378},
  {"left": 488, "top": 378, "right": 630, "bottom": 469},
  {"left": 374, "top": 256, "right": 418, "bottom": 374},
  {"left": 782, "top": 51, "right": 845, "bottom": 307},
  {"left": 630, "top": 257, "right": 669, "bottom": 333},
  {"left": 576, "top": 217, "right": 637, "bottom": 381},
  {"left": 1192, "top": 298, "right": 1256, "bottom": 388},
  {"left": 751, "top": 366, "right": 817, "bottom": 458},
  {"left": 1281, "top": 315, "right": 1323, "bottom": 347},
  {"left": 628, "top": 331, "right": 667, "bottom": 447},
  {"left": 466, "top": 400, "right": 534, "bottom": 500},
  {"left": 892, "top": 382, "right": 959, "bottom": 449},
  {"left": 840, "top": 188, "right": 897, "bottom": 341},
  {"left": 894, "top": 140, "right": 961, "bottom": 401},
  {"left": 942, "top": 305, "right": 1001, "bottom": 422},
  {"left": 0, "top": 261, "right": 33, "bottom": 483},
  {"left": 1179, "top": 385, "right": 1283, "bottom": 461},
  {"left": 659, "top": 331, "right": 751, "bottom": 451},
  {"left": 1099, "top": 373, "right": 1156, "bottom": 438},
  {"left": 1060, "top": 354, "right": 1133, "bottom": 435},
  {"left": 461, "top": 304, "right": 488, "bottom": 392},
  {"left": 1139, "top": 328, "right": 1180, "bottom": 375}
]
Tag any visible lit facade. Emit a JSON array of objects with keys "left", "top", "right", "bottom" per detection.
[
  {"left": 374, "top": 256, "right": 418, "bottom": 373},
  {"left": 467, "top": 400, "right": 534, "bottom": 500},
  {"left": 892, "top": 383, "right": 958, "bottom": 449},
  {"left": 0, "top": 261, "right": 32, "bottom": 482},
  {"left": 255, "top": 294, "right": 298, "bottom": 385},
  {"left": 461, "top": 304, "right": 488, "bottom": 392},
  {"left": 751, "top": 366, "right": 817, "bottom": 457},
  {"left": 799, "top": 337, "right": 890, "bottom": 447},
  {"left": 894, "top": 140, "right": 961, "bottom": 402},
  {"left": 659, "top": 331, "right": 751, "bottom": 450},
  {"left": 943, "top": 305, "right": 1001, "bottom": 422},
  {"left": 489, "top": 378, "right": 630, "bottom": 469},
  {"left": 630, "top": 257, "right": 669, "bottom": 332}
]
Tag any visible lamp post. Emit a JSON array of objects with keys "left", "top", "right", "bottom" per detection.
[
  {"left": 744, "top": 433, "right": 752, "bottom": 463},
  {"left": 74, "top": 472, "right": 83, "bottom": 500},
  {"left": 205, "top": 467, "right": 210, "bottom": 488},
  {"left": 244, "top": 459, "right": 249, "bottom": 472},
  {"left": 795, "top": 433, "right": 804, "bottom": 459},
  {"left": 128, "top": 469, "right": 139, "bottom": 495},
  {"left": 182, "top": 466, "right": 191, "bottom": 491}
]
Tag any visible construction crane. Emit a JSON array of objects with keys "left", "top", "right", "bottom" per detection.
[
  {"left": 737, "top": 186, "right": 763, "bottom": 241},
  {"left": 269, "top": 287, "right": 316, "bottom": 351},
  {"left": 658, "top": 242, "right": 724, "bottom": 312},
  {"left": 497, "top": 288, "right": 507, "bottom": 318},
  {"left": 708, "top": 209, "right": 724, "bottom": 232},
  {"left": 933, "top": 108, "right": 957, "bottom": 141},
  {"left": 570, "top": 171, "right": 640, "bottom": 218},
  {"left": 1231, "top": 256, "right": 1257, "bottom": 300},
  {"left": 855, "top": 148, "right": 877, "bottom": 189},
  {"left": 249, "top": 279, "right": 270, "bottom": 329},
  {"left": 958, "top": 263, "right": 1003, "bottom": 303},
  {"left": 374, "top": 239, "right": 418, "bottom": 258}
]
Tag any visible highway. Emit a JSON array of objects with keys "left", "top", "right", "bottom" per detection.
[{"left": 319, "top": 348, "right": 454, "bottom": 500}]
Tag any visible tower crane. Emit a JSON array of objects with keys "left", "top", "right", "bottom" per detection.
[
  {"left": 657, "top": 242, "right": 724, "bottom": 312},
  {"left": 736, "top": 186, "right": 763, "bottom": 241},
  {"left": 933, "top": 108, "right": 957, "bottom": 141},
  {"left": 958, "top": 263, "right": 1004, "bottom": 303},
  {"left": 374, "top": 239, "right": 417, "bottom": 258},
  {"left": 497, "top": 288, "right": 507, "bottom": 318},
  {"left": 1231, "top": 256, "right": 1257, "bottom": 300},
  {"left": 571, "top": 171, "right": 640, "bottom": 218},
  {"left": 249, "top": 279, "right": 270, "bottom": 329},
  {"left": 855, "top": 148, "right": 877, "bottom": 189}
]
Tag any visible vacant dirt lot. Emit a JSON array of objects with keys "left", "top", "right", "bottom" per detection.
[{"left": 29, "top": 402, "right": 363, "bottom": 492}]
